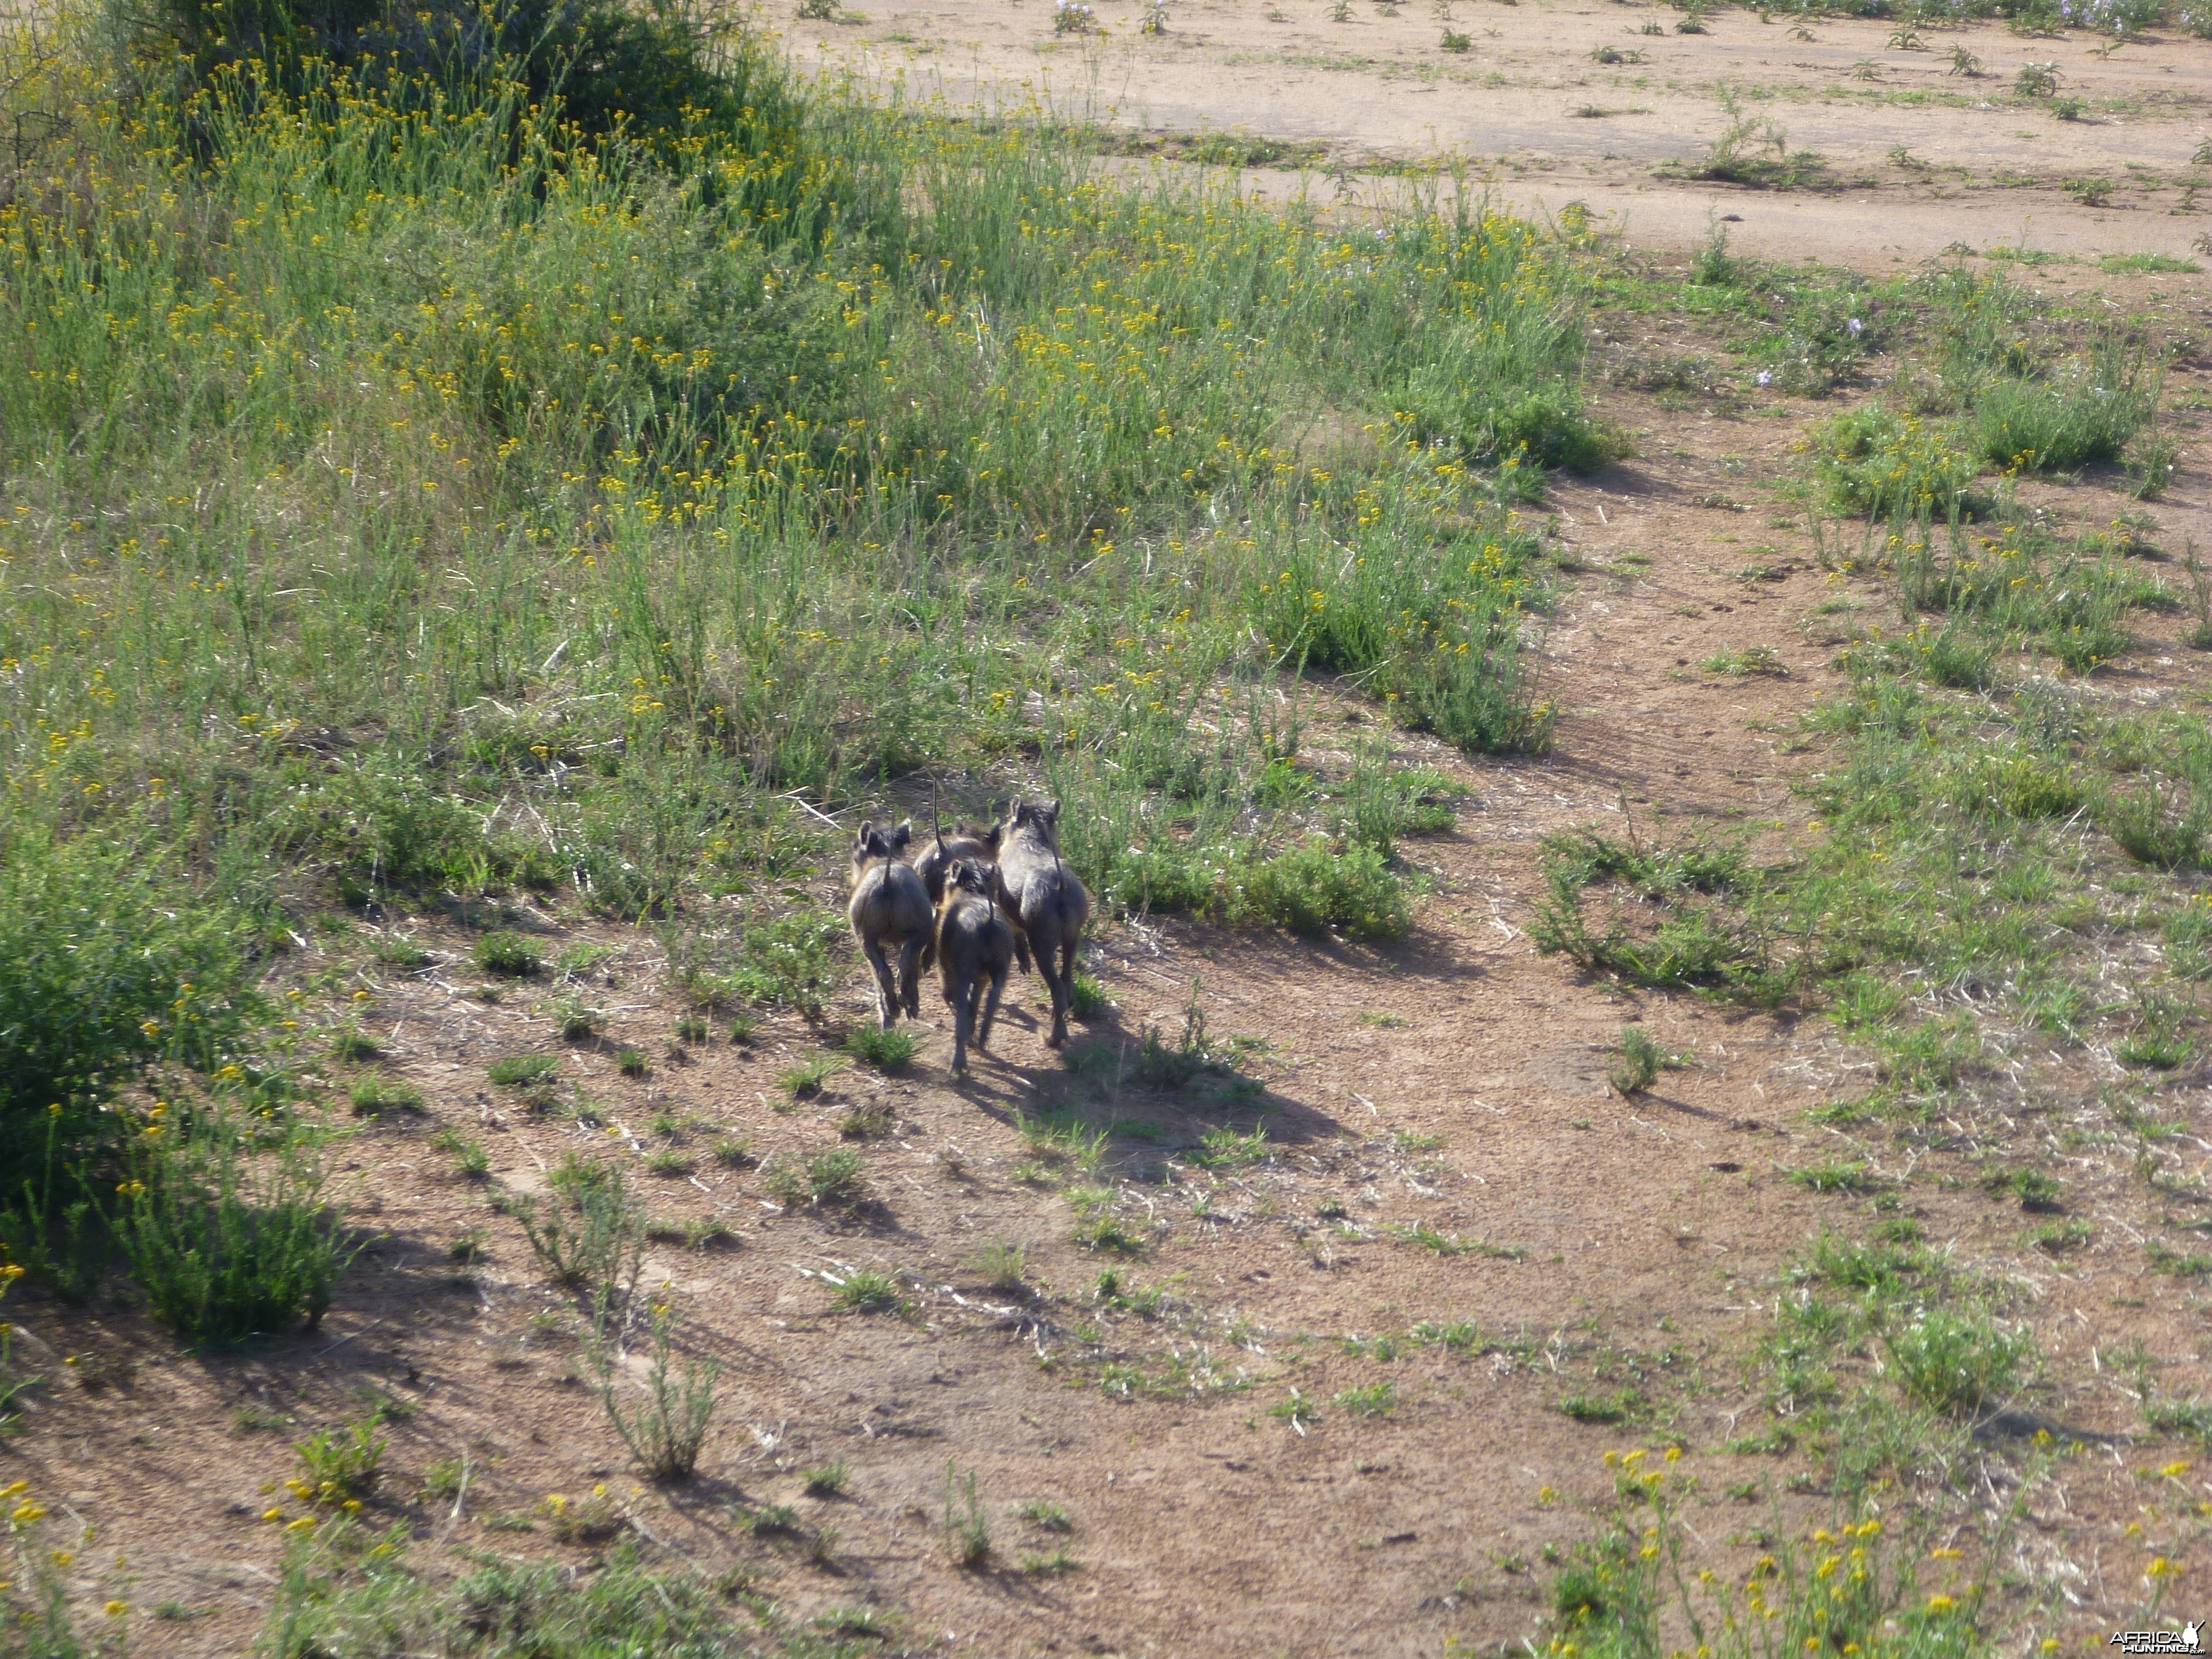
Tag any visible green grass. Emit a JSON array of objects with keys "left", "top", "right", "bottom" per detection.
[
  {"left": 473, "top": 933, "right": 546, "bottom": 979},
  {"left": 487, "top": 1054, "right": 561, "bottom": 1088},
  {"left": 1607, "top": 1026, "right": 1683, "bottom": 1095},
  {"left": 348, "top": 1078, "right": 423, "bottom": 1117},
  {"left": 1067, "top": 973, "right": 1109, "bottom": 1020},
  {"left": 0, "top": 27, "right": 1588, "bottom": 1054},
  {"left": 0, "top": 0, "right": 1603, "bottom": 1421},
  {"left": 1884, "top": 1309, "right": 2039, "bottom": 1415},
  {"left": 802, "top": 1458, "right": 852, "bottom": 1496},
  {"left": 116, "top": 1112, "right": 356, "bottom": 1341},
  {"left": 1971, "top": 345, "right": 2156, "bottom": 472},
  {"left": 2099, "top": 252, "right": 2200, "bottom": 274},
  {"left": 764, "top": 1146, "right": 868, "bottom": 1209},
  {"left": 328, "top": 1027, "right": 381, "bottom": 1062},
  {"left": 1541, "top": 1455, "right": 2004, "bottom": 1659},
  {"left": 831, "top": 1267, "right": 910, "bottom": 1315},
  {"left": 1332, "top": 1381, "right": 1397, "bottom": 1418},
  {"left": 972, "top": 1239, "right": 1030, "bottom": 1295},
  {"left": 842, "top": 1025, "right": 920, "bottom": 1072},
  {"left": 775, "top": 1053, "right": 843, "bottom": 1102},
  {"left": 1555, "top": 1390, "right": 1638, "bottom": 1425}
]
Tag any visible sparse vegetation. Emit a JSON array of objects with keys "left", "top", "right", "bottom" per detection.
[
  {"left": 943, "top": 1463, "right": 992, "bottom": 1567},
  {"left": 764, "top": 1146, "right": 868, "bottom": 1209},
  {"left": 831, "top": 1267, "right": 910, "bottom": 1315},
  {"left": 596, "top": 1306, "right": 719, "bottom": 1480},
  {"left": 776, "top": 1053, "right": 843, "bottom": 1102},
  {"left": 1608, "top": 1026, "right": 1684, "bottom": 1094},
  {"left": 474, "top": 933, "right": 546, "bottom": 979}
]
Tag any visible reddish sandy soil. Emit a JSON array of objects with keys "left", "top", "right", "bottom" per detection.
[{"left": 9, "top": 22, "right": 2212, "bottom": 1655}]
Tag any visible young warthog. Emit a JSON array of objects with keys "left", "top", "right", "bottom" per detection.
[
  {"left": 912, "top": 818, "right": 1004, "bottom": 907},
  {"left": 935, "top": 858, "right": 1016, "bottom": 1074},
  {"left": 993, "top": 797, "right": 1091, "bottom": 1048},
  {"left": 847, "top": 821, "right": 931, "bottom": 1028}
]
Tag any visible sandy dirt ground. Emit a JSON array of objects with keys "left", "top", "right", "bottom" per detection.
[
  {"left": 6, "top": 9, "right": 2212, "bottom": 1657},
  {"left": 790, "top": 0, "right": 2212, "bottom": 260}
]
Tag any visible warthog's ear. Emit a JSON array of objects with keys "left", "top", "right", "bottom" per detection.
[
  {"left": 1042, "top": 799, "right": 1062, "bottom": 824},
  {"left": 855, "top": 821, "right": 876, "bottom": 852},
  {"left": 890, "top": 820, "right": 915, "bottom": 852}
]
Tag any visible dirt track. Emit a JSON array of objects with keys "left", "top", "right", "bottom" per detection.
[{"left": 794, "top": 0, "right": 2212, "bottom": 260}]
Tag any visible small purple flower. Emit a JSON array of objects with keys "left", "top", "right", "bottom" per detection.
[
  {"left": 1756, "top": 369, "right": 1773, "bottom": 387},
  {"left": 1846, "top": 317, "right": 1864, "bottom": 337}
]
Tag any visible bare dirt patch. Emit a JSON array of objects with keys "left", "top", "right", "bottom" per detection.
[{"left": 795, "top": 0, "right": 2212, "bottom": 262}]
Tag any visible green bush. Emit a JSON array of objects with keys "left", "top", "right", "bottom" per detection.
[
  {"left": 729, "top": 911, "right": 844, "bottom": 1014},
  {"left": 348, "top": 1077, "right": 423, "bottom": 1117},
  {"left": 263, "top": 761, "right": 559, "bottom": 901},
  {"left": 0, "top": 827, "right": 259, "bottom": 1175},
  {"left": 1231, "top": 839, "right": 1412, "bottom": 941},
  {"left": 598, "top": 1306, "right": 718, "bottom": 1480},
  {"left": 2103, "top": 791, "right": 2210, "bottom": 871},
  {"left": 117, "top": 1116, "right": 355, "bottom": 1342},
  {"left": 474, "top": 932, "right": 545, "bottom": 978},
  {"left": 1883, "top": 1308, "right": 2039, "bottom": 1415},
  {"left": 843, "top": 1026, "right": 919, "bottom": 1072},
  {"left": 1811, "top": 404, "right": 1979, "bottom": 517},
  {"left": 1971, "top": 348, "right": 2155, "bottom": 473},
  {"left": 153, "top": 0, "right": 826, "bottom": 208},
  {"left": 1541, "top": 1456, "right": 2003, "bottom": 1659},
  {"left": 1401, "top": 316, "right": 1610, "bottom": 473}
]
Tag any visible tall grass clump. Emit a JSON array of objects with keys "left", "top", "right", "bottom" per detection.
[
  {"left": 116, "top": 1109, "right": 355, "bottom": 1340},
  {"left": 1971, "top": 338, "right": 2156, "bottom": 473},
  {"left": 259, "top": 1518, "right": 766, "bottom": 1657},
  {"left": 0, "top": 828, "right": 259, "bottom": 1173}
]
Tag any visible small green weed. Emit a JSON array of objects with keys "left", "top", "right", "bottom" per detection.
[
  {"left": 843, "top": 1026, "right": 919, "bottom": 1072},
  {"left": 290, "top": 1418, "right": 386, "bottom": 1506},
  {"left": 943, "top": 1463, "right": 990, "bottom": 1567},
  {"left": 348, "top": 1078, "right": 422, "bottom": 1118},
  {"left": 488, "top": 1054, "right": 560, "bottom": 1088},
  {"left": 474, "top": 932, "right": 545, "bottom": 978},
  {"left": 329, "top": 1028, "right": 381, "bottom": 1062},
  {"left": 1068, "top": 974, "right": 1108, "bottom": 1019},
  {"left": 1556, "top": 1390, "right": 1639, "bottom": 1425},
  {"left": 1333, "top": 1382, "right": 1397, "bottom": 1418},
  {"left": 803, "top": 1458, "right": 852, "bottom": 1496},
  {"left": 765, "top": 1146, "right": 867, "bottom": 1209},
  {"left": 598, "top": 1306, "right": 719, "bottom": 1480},
  {"left": 832, "top": 1268, "right": 910, "bottom": 1315},
  {"left": 1789, "top": 1161, "right": 1878, "bottom": 1195},
  {"left": 1608, "top": 1026, "right": 1684, "bottom": 1095},
  {"left": 1883, "top": 1308, "right": 2038, "bottom": 1415},
  {"left": 776, "top": 1053, "right": 842, "bottom": 1102},
  {"left": 973, "top": 1239, "right": 1030, "bottom": 1295}
]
